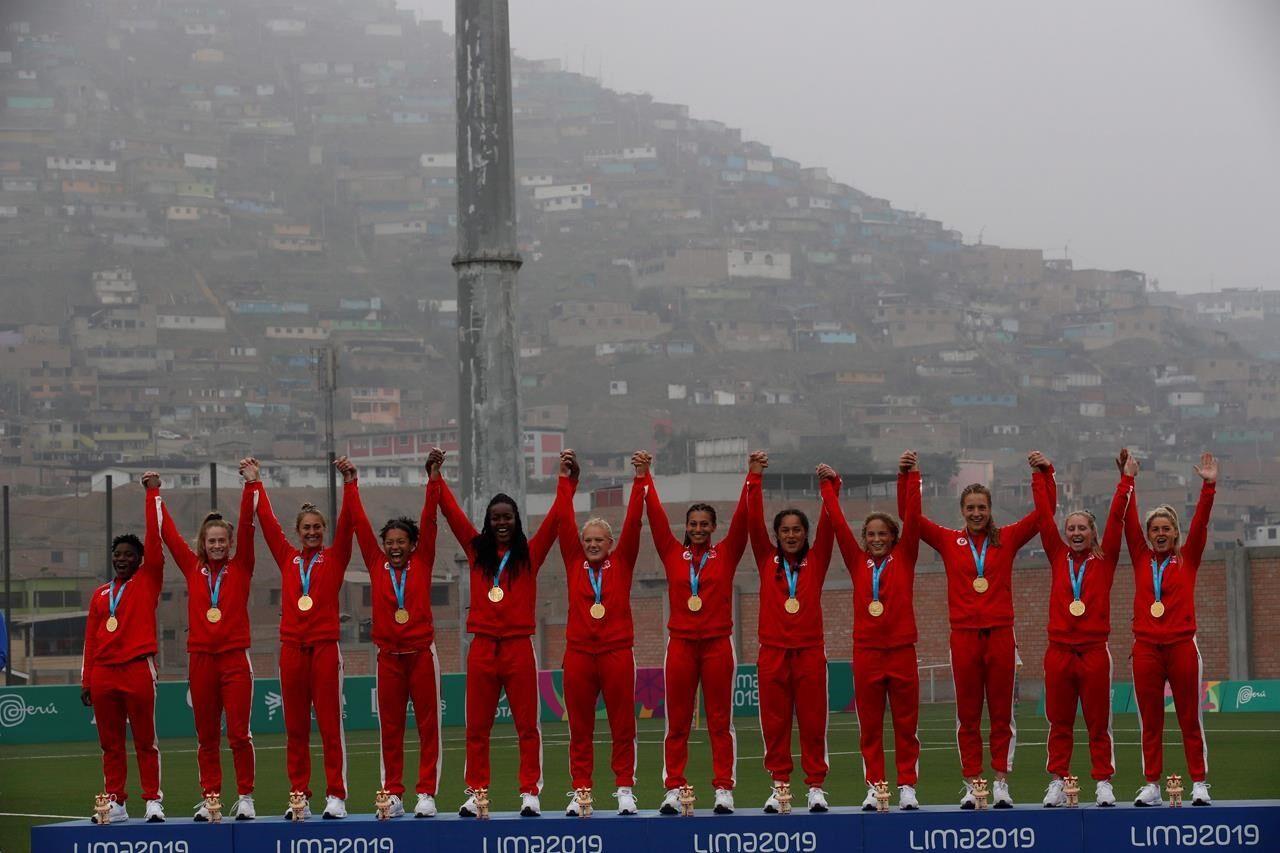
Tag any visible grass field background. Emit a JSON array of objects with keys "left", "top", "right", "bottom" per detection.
[{"left": 3, "top": 705, "right": 1279, "bottom": 853}]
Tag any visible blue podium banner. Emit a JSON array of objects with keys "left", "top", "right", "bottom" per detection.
[{"left": 30, "top": 802, "right": 1280, "bottom": 853}]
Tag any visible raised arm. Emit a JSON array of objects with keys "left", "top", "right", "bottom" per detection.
[
  {"left": 821, "top": 471, "right": 864, "bottom": 576},
  {"left": 1100, "top": 473, "right": 1133, "bottom": 564},
  {"left": 902, "top": 467, "right": 948, "bottom": 549},
  {"left": 435, "top": 477, "right": 479, "bottom": 563},
  {"left": 1182, "top": 452, "right": 1218, "bottom": 567},
  {"left": 235, "top": 481, "right": 260, "bottom": 575},
  {"left": 1030, "top": 460, "right": 1066, "bottom": 561},
  {"left": 613, "top": 456, "right": 650, "bottom": 569},
  {"left": 643, "top": 472, "right": 683, "bottom": 560},
  {"left": 810, "top": 487, "right": 836, "bottom": 573},
  {"left": 718, "top": 454, "right": 767, "bottom": 567},
  {"left": 156, "top": 494, "right": 198, "bottom": 579},
  {"left": 746, "top": 460, "right": 774, "bottom": 569},
  {"left": 1120, "top": 452, "right": 1146, "bottom": 566},
  {"left": 328, "top": 477, "right": 358, "bottom": 570},
  {"left": 345, "top": 479, "right": 383, "bottom": 575},
  {"left": 529, "top": 472, "right": 578, "bottom": 573},
  {"left": 416, "top": 478, "right": 441, "bottom": 573},
  {"left": 1005, "top": 458, "right": 1056, "bottom": 550},
  {"left": 253, "top": 480, "right": 296, "bottom": 572},
  {"left": 139, "top": 477, "right": 165, "bottom": 587}
]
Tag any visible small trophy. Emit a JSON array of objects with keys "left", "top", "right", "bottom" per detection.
[
  {"left": 288, "top": 790, "right": 308, "bottom": 822},
  {"left": 678, "top": 784, "right": 697, "bottom": 816},
  {"left": 972, "top": 778, "right": 990, "bottom": 811},
  {"left": 574, "top": 787, "right": 593, "bottom": 818},
  {"left": 775, "top": 782, "right": 792, "bottom": 815},
  {"left": 1166, "top": 774, "right": 1183, "bottom": 808},
  {"left": 1063, "top": 775, "right": 1079, "bottom": 808},
  {"left": 374, "top": 788, "right": 393, "bottom": 821},
  {"left": 874, "top": 781, "right": 892, "bottom": 813},
  {"left": 473, "top": 787, "right": 491, "bottom": 820},
  {"left": 93, "top": 793, "right": 112, "bottom": 826},
  {"left": 204, "top": 792, "right": 223, "bottom": 823}
]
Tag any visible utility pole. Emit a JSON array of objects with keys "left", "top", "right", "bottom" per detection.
[
  {"left": 4, "top": 485, "right": 11, "bottom": 685},
  {"left": 315, "top": 344, "right": 339, "bottom": 544},
  {"left": 454, "top": 0, "right": 525, "bottom": 671},
  {"left": 209, "top": 461, "right": 218, "bottom": 511},
  {"left": 103, "top": 475, "right": 113, "bottom": 580}
]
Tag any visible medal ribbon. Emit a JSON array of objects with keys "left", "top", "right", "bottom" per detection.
[
  {"left": 386, "top": 562, "right": 409, "bottom": 611},
  {"left": 1151, "top": 555, "right": 1172, "bottom": 604},
  {"left": 968, "top": 537, "right": 989, "bottom": 581},
  {"left": 492, "top": 550, "right": 512, "bottom": 593},
  {"left": 688, "top": 550, "right": 710, "bottom": 597},
  {"left": 206, "top": 565, "right": 227, "bottom": 609},
  {"left": 585, "top": 561, "right": 604, "bottom": 605},
  {"left": 871, "top": 556, "right": 890, "bottom": 603},
  {"left": 1068, "top": 555, "right": 1088, "bottom": 602},
  {"left": 299, "top": 551, "right": 321, "bottom": 598},
  {"left": 107, "top": 578, "right": 130, "bottom": 619},
  {"left": 782, "top": 557, "right": 800, "bottom": 599}
]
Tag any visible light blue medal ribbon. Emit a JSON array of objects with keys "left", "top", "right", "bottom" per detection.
[
  {"left": 386, "top": 562, "right": 409, "bottom": 611},
  {"left": 1068, "top": 556, "right": 1088, "bottom": 601},
  {"left": 782, "top": 557, "right": 801, "bottom": 612},
  {"left": 969, "top": 536, "right": 990, "bottom": 592},
  {"left": 296, "top": 551, "right": 321, "bottom": 610},
  {"left": 1149, "top": 555, "right": 1173, "bottom": 617},
  {"left": 688, "top": 550, "right": 710, "bottom": 597},
  {"left": 106, "top": 578, "right": 130, "bottom": 628},
  {"left": 871, "top": 557, "right": 890, "bottom": 603},
  {"left": 586, "top": 562, "right": 604, "bottom": 606},
  {"left": 206, "top": 566, "right": 227, "bottom": 609},
  {"left": 488, "top": 550, "right": 512, "bottom": 601}
]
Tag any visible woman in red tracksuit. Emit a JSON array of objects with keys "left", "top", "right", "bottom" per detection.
[
  {"left": 645, "top": 455, "right": 757, "bottom": 816},
  {"left": 155, "top": 459, "right": 262, "bottom": 820},
  {"left": 908, "top": 463, "right": 1052, "bottom": 807},
  {"left": 1122, "top": 449, "right": 1217, "bottom": 808},
  {"left": 435, "top": 449, "right": 578, "bottom": 817},
  {"left": 1029, "top": 450, "right": 1129, "bottom": 808},
  {"left": 255, "top": 456, "right": 356, "bottom": 820},
  {"left": 345, "top": 455, "right": 443, "bottom": 819},
  {"left": 81, "top": 471, "right": 166, "bottom": 824},
  {"left": 745, "top": 454, "right": 834, "bottom": 814},
  {"left": 826, "top": 451, "right": 922, "bottom": 811},
  {"left": 555, "top": 451, "right": 649, "bottom": 816}
]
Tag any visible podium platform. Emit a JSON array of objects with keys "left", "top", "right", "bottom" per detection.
[{"left": 31, "top": 800, "right": 1280, "bottom": 853}]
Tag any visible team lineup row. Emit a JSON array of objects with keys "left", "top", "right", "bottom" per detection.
[{"left": 80, "top": 445, "right": 1219, "bottom": 823}]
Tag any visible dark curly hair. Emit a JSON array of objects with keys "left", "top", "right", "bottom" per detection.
[
  {"left": 380, "top": 516, "right": 420, "bottom": 545},
  {"left": 772, "top": 508, "right": 810, "bottom": 577},
  {"left": 111, "top": 533, "right": 144, "bottom": 559},
  {"left": 472, "top": 493, "right": 530, "bottom": 581}
]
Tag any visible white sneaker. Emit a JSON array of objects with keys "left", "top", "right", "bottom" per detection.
[
  {"left": 993, "top": 779, "right": 1013, "bottom": 808},
  {"left": 284, "top": 799, "right": 313, "bottom": 820},
  {"left": 1042, "top": 777, "right": 1066, "bottom": 807},
  {"left": 92, "top": 798, "right": 128, "bottom": 824},
  {"left": 380, "top": 794, "right": 405, "bottom": 818},
  {"left": 1134, "top": 782, "right": 1162, "bottom": 807},
  {"left": 807, "top": 787, "right": 829, "bottom": 813},
  {"left": 414, "top": 794, "right": 437, "bottom": 817},
  {"left": 458, "top": 792, "right": 480, "bottom": 817},
  {"left": 861, "top": 784, "right": 879, "bottom": 811},
  {"left": 614, "top": 787, "right": 637, "bottom": 815},
  {"left": 144, "top": 800, "right": 165, "bottom": 823},
  {"left": 193, "top": 800, "right": 213, "bottom": 822},
  {"left": 564, "top": 791, "right": 581, "bottom": 816},
  {"left": 763, "top": 787, "right": 783, "bottom": 814},
  {"left": 959, "top": 781, "right": 977, "bottom": 810},
  {"left": 1095, "top": 780, "right": 1115, "bottom": 807},
  {"left": 713, "top": 788, "right": 735, "bottom": 814},
  {"left": 520, "top": 793, "right": 541, "bottom": 817},
  {"left": 322, "top": 796, "right": 347, "bottom": 819},
  {"left": 230, "top": 795, "right": 256, "bottom": 820},
  {"left": 1192, "top": 781, "right": 1211, "bottom": 806},
  {"left": 899, "top": 785, "right": 920, "bottom": 810},
  {"left": 659, "top": 787, "right": 682, "bottom": 815}
]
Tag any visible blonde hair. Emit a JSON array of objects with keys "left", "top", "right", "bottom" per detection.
[
  {"left": 1144, "top": 504, "right": 1181, "bottom": 552},
  {"left": 959, "top": 483, "right": 1001, "bottom": 547},
  {"left": 196, "top": 512, "right": 233, "bottom": 562},
  {"left": 295, "top": 502, "right": 327, "bottom": 531},
  {"left": 860, "top": 511, "right": 901, "bottom": 552},
  {"left": 1063, "top": 509, "right": 1104, "bottom": 559},
  {"left": 581, "top": 517, "right": 614, "bottom": 539}
]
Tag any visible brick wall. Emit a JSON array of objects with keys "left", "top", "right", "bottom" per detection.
[{"left": 1248, "top": 554, "right": 1280, "bottom": 678}]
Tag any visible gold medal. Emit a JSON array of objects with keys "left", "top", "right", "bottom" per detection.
[
  {"left": 973, "top": 577, "right": 989, "bottom": 594},
  {"left": 206, "top": 607, "right": 222, "bottom": 623},
  {"left": 784, "top": 597, "right": 800, "bottom": 614},
  {"left": 394, "top": 608, "right": 410, "bottom": 624},
  {"left": 488, "top": 586, "right": 504, "bottom": 603},
  {"left": 590, "top": 602, "right": 606, "bottom": 620},
  {"left": 687, "top": 594, "right": 703, "bottom": 612},
  {"left": 105, "top": 616, "right": 119, "bottom": 633},
  {"left": 1150, "top": 601, "right": 1165, "bottom": 618},
  {"left": 297, "top": 594, "right": 313, "bottom": 611},
  {"left": 1069, "top": 600, "right": 1086, "bottom": 617},
  {"left": 868, "top": 600, "right": 885, "bottom": 617}
]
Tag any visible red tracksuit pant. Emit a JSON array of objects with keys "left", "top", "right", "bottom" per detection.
[
  {"left": 663, "top": 635, "right": 737, "bottom": 790},
  {"left": 1044, "top": 641, "right": 1114, "bottom": 781},
  {"left": 1132, "top": 637, "right": 1207, "bottom": 783},
  {"left": 377, "top": 645, "right": 442, "bottom": 797},
  {"left": 465, "top": 635, "right": 542, "bottom": 794},
  {"left": 190, "top": 649, "right": 255, "bottom": 796},
  {"left": 91, "top": 657, "right": 161, "bottom": 803},
  {"left": 280, "top": 641, "right": 347, "bottom": 799},
  {"left": 950, "top": 626, "right": 1017, "bottom": 778},
  {"left": 853, "top": 644, "right": 920, "bottom": 786},
  {"left": 563, "top": 647, "right": 637, "bottom": 789},
  {"left": 757, "top": 645, "right": 829, "bottom": 787}
]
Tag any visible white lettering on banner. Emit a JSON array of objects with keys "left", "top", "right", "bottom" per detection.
[
  {"left": 692, "top": 831, "right": 818, "bottom": 853},
  {"left": 1130, "top": 824, "right": 1261, "bottom": 847},
  {"left": 72, "top": 841, "right": 191, "bottom": 852},
  {"left": 733, "top": 671, "right": 759, "bottom": 709},
  {"left": 274, "top": 839, "right": 396, "bottom": 853},
  {"left": 482, "top": 836, "right": 604, "bottom": 853},
  {"left": 907, "top": 827, "right": 1036, "bottom": 850},
  {"left": 0, "top": 693, "right": 58, "bottom": 728},
  {"left": 1237, "top": 685, "right": 1267, "bottom": 707}
]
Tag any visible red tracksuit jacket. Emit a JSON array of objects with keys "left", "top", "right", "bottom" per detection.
[
  {"left": 645, "top": 471, "right": 757, "bottom": 640},
  {"left": 557, "top": 475, "right": 646, "bottom": 652},
  {"left": 81, "top": 489, "right": 165, "bottom": 689},
  {"left": 1123, "top": 476, "right": 1215, "bottom": 644},
  {"left": 1033, "top": 467, "right": 1129, "bottom": 644},
  {"left": 158, "top": 483, "right": 260, "bottom": 653},
  {"left": 907, "top": 479, "right": 1053, "bottom": 629},
  {"left": 257, "top": 481, "right": 356, "bottom": 645},
  {"left": 438, "top": 475, "right": 577, "bottom": 639},
  {"left": 350, "top": 479, "right": 439, "bottom": 652},
  {"left": 747, "top": 476, "right": 833, "bottom": 649},
  {"left": 829, "top": 471, "right": 922, "bottom": 649}
]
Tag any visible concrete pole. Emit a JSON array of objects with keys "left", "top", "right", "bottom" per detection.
[
  {"left": 454, "top": 0, "right": 526, "bottom": 670},
  {"left": 1225, "top": 545, "right": 1252, "bottom": 680}
]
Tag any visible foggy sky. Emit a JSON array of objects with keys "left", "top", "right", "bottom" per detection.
[{"left": 408, "top": 0, "right": 1279, "bottom": 293}]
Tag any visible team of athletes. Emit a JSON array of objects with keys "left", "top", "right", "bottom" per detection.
[{"left": 80, "top": 445, "right": 1219, "bottom": 823}]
